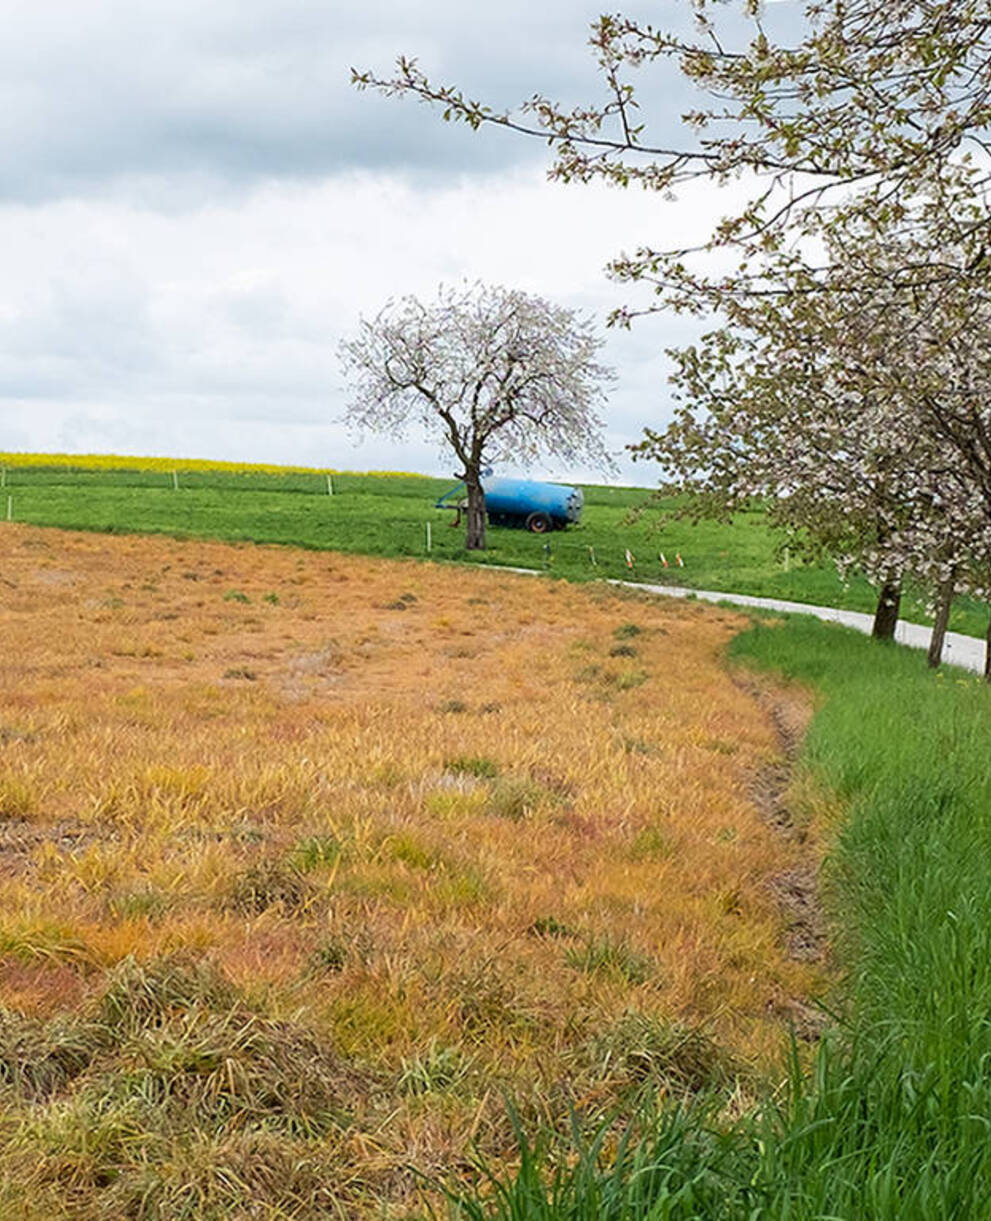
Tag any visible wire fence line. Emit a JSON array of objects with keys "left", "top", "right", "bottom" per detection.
[
  {"left": 0, "top": 466, "right": 394, "bottom": 495},
  {"left": 0, "top": 464, "right": 639, "bottom": 506},
  {"left": 2, "top": 497, "right": 709, "bottom": 586},
  {"left": 0, "top": 464, "right": 736, "bottom": 589}
]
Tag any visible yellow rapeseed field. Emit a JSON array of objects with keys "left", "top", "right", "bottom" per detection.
[
  {"left": 0, "top": 451, "right": 422, "bottom": 477},
  {"left": 0, "top": 524, "right": 821, "bottom": 1217}
]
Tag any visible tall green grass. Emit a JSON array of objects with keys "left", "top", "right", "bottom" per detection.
[{"left": 440, "top": 619, "right": 991, "bottom": 1219}]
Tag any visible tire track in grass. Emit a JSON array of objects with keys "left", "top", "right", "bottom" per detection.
[{"left": 734, "top": 672, "right": 829, "bottom": 1040}]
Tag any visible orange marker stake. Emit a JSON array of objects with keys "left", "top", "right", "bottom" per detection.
[
  {"left": 659, "top": 552, "right": 669, "bottom": 568},
  {"left": 676, "top": 553, "right": 684, "bottom": 567},
  {"left": 625, "top": 549, "right": 635, "bottom": 569}
]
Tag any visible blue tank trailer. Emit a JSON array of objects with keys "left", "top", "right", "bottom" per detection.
[{"left": 435, "top": 477, "right": 584, "bottom": 533}]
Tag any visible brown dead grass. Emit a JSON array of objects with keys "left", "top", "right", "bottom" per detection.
[{"left": 0, "top": 524, "right": 821, "bottom": 1217}]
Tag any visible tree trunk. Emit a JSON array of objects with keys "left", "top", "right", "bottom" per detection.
[
  {"left": 463, "top": 474, "right": 487, "bottom": 551},
  {"left": 926, "top": 572, "right": 955, "bottom": 669},
  {"left": 872, "top": 577, "right": 902, "bottom": 640},
  {"left": 985, "top": 615, "right": 991, "bottom": 683}
]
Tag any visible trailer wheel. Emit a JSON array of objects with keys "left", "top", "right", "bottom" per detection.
[{"left": 525, "top": 511, "right": 552, "bottom": 534}]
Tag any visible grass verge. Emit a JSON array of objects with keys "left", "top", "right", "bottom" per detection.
[{"left": 439, "top": 617, "right": 991, "bottom": 1219}]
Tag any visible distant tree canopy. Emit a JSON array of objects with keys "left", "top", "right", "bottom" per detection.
[{"left": 338, "top": 283, "right": 613, "bottom": 550}]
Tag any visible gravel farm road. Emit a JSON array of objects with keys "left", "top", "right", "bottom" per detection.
[{"left": 613, "top": 581, "right": 987, "bottom": 676}]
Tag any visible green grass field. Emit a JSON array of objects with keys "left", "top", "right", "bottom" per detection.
[{"left": 1, "top": 458, "right": 986, "bottom": 638}]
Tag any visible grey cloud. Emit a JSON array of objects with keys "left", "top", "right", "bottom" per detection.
[
  {"left": 0, "top": 0, "right": 582, "bottom": 201},
  {"left": 0, "top": 258, "right": 328, "bottom": 411},
  {"left": 0, "top": 0, "right": 805, "bottom": 204},
  {"left": 0, "top": 1, "right": 803, "bottom": 479},
  {"left": 0, "top": 278, "right": 160, "bottom": 396},
  {"left": 0, "top": 164, "right": 713, "bottom": 479}
]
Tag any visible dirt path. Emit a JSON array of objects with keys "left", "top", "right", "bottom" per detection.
[{"left": 735, "top": 673, "right": 830, "bottom": 1038}]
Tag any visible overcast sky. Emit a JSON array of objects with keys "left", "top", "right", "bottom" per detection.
[{"left": 0, "top": 0, "right": 796, "bottom": 485}]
